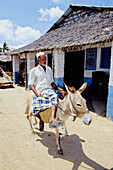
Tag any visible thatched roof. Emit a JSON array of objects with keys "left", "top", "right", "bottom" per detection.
[
  {"left": 0, "top": 53, "right": 11, "bottom": 62},
  {"left": 10, "top": 4, "right": 113, "bottom": 55}
]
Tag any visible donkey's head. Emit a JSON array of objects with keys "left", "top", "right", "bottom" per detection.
[{"left": 64, "top": 82, "right": 92, "bottom": 125}]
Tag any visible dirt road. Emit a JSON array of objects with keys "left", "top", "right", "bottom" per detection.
[{"left": 0, "top": 85, "right": 113, "bottom": 170}]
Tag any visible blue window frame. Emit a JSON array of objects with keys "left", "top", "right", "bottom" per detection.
[{"left": 100, "top": 47, "right": 111, "bottom": 69}]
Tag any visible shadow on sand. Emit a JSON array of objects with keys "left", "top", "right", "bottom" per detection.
[
  {"left": 36, "top": 131, "right": 107, "bottom": 170},
  {"left": 0, "top": 85, "right": 14, "bottom": 89}
]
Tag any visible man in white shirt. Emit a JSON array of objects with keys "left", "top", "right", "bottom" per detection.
[{"left": 29, "top": 52, "right": 64, "bottom": 129}]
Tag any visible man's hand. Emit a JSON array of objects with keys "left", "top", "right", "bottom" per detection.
[
  {"left": 51, "top": 82, "right": 66, "bottom": 96},
  {"left": 31, "top": 84, "right": 43, "bottom": 97},
  {"left": 57, "top": 87, "right": 65, "bottom": 95},
  {"left": 37, "top": 93, "right": 43, "bottom": 97}
]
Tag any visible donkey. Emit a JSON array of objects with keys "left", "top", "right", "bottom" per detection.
[{"left": 25, "top": 82, "right": 92, "bottom": 155}]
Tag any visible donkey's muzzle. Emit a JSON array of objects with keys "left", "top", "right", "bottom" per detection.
[{"left": 82, "top": 113, "right": 92, "bottom": 125}]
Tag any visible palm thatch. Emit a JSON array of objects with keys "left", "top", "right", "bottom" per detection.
[
  {"left": 10, "top": 5, "right": 113, "bottom": 55},
  {"left": 0, "top": 53, "right": 11, "bottom": 62}
]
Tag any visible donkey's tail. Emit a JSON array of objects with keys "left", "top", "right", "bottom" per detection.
[{"left": 24, "top": 97, "right": 32, "bottom": 115}]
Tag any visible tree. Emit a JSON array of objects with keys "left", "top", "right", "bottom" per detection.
[
  {"left": 0, "top": 42, "right": 10, "bottom": 52},
  {"left": 2, "top": 42, "right": 10, "bottom": 52}
]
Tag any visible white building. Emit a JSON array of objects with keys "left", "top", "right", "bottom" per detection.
[{"left": 10, "top": 5, "right": 113, "bottom": 121}]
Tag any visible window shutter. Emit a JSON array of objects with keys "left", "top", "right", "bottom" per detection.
[{"left": 100, "top": 47, "right": 111, "bottom": 69}]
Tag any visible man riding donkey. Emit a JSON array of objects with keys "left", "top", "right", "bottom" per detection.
[{"left": 28, "top": 52, "right": 65, "bottom": 131}]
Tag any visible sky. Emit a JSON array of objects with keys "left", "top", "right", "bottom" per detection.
[{"left": 0, "top": 0, "right": 113, "bottom": 50}]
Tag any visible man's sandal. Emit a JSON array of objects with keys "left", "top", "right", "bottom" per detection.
[{"left": 49, "top": 118, "right": 63, "bottom": 128}]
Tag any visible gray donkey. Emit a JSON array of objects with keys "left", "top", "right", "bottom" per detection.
[{"left": 25, "top": 82, "right": 92, "bottom": 155}]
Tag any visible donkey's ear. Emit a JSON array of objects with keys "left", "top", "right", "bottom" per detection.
[
  {"left": 64, "top": 83, "right": 72, "bottom": 94},
  {"left": 64, "top": 83, "right": 69, "bottom": 92},
  {"left": 78, "top": 82, "right": 88, "bottom": 93}
]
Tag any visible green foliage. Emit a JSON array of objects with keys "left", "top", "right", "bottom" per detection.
[
  {"left": 0, "top": 42, "right": 10, "bottom": 52},
  {"left": 0, "top": 48, "right": 2, "bottom": 52},
  {"left": 3, "top": 42, "right": 10, "bottom": 52}
]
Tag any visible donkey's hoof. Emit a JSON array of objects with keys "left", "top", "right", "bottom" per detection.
[
  {"left": 39, "top": 121, "right": 44, "bottom": 131},
  {"left": 31, "top": 130, "right": 35, "bottom": 135},
  {"left": 33, "top": 122, "right": 37, "bottom": 126},
  {"left": 39, "top": 126, "right": 44, "bottom": 131},
  {"left": 58, "top": 149, "right": 63, "bottom": 155}
]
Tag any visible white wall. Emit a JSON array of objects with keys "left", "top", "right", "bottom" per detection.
[
  {"left": 27, "top": 52, "right": 35, "bottom": 74},
  {"left": 107, "top": 40, "right": 113, "bottom": 121},
  {"left": 13, "top": 55, "right": 19, "bottom": 84},
  {"left": 53, "top": 50, "right": 64, "bottom": 78},
  {"left": 84, "top": 42, "right": 112, "bottom": 80},
  {"left": 13, "top": 55, "right": 19, "bottom": 72},
  {"left": 108, "top": 41, "right": 113, "bottom": 86}
]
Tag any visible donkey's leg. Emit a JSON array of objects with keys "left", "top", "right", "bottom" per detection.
[
  {"left": 55, "top": 128, "right": 63, "bottom": 155},
  {"left": 33, "top": 116, "right": 38, "bottom": 125},
  {"left": 27, "top": 115, "right": 35, "bottom": 134},
  {"left": 60, "top": 124, "right": 68, "bottom": 138},
  {"left": 35, "top": 113, "right": 44, "bottom": 131}
]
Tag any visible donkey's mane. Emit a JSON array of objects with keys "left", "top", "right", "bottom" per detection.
[{"left": 68, "top": 86, "right": 76, "bottom": 93}]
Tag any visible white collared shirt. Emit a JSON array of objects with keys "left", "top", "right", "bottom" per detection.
[{"left": 29, "top": 65, "right": 53, "bottom": 94}]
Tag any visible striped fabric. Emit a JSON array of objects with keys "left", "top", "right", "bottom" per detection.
[{"left": 31, "top": 89, "right": 58, "bottom": 115}]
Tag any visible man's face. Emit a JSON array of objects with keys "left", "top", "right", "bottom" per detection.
[{"left": 38, "top": 55, "right": 46, "bottom": 66}]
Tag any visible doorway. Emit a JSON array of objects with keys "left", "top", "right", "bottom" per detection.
[{"left": 64, "top": 51, "right": 85, "bottom": 90}]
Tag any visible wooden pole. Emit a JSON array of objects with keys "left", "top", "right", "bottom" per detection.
[
  {"left": 25, "top": 52, "right": 27, "bottom": 90},
  {"left": 11, "top": 55, "right": 13, "bottom": 81},
  {"left": 52, "top": 51, "right": 54, "bottom": 78}
]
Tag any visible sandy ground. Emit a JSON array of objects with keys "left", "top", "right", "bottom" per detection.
[{"left": 0, "top": 85, "right": 113, "bottom": 170}]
